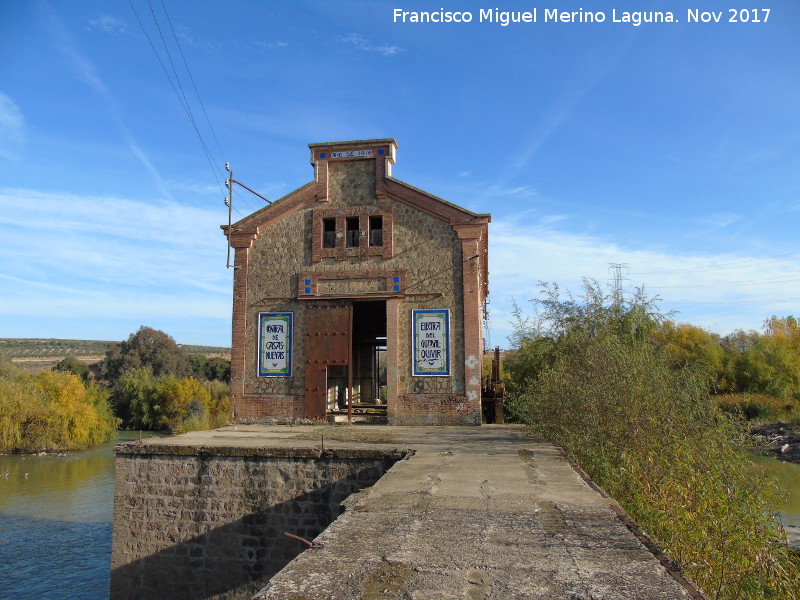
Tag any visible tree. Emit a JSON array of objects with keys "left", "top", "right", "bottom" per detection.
[
  {"left": 655, "top": 321, "right": 726, "bottom": 389},
  {"left": 720, "top": 317, "right": 800, "bottom": 401},
  {"left": 115, "top": 367, "right": 158, "bottom": 430},
  {"left": 205, "top": 357, "right": 231, "bottom": 383},
  {"left": 753, "top": 316, "right": 800, "bottom": 400},
  {"left": 54, "top": 355, "right": 90, "bottom": 382},
  {"left": 0, "top": 369, "right": 117, "bottom": 452},
  {"left": 187, "top": 353, "right": 208, "bottom": 380},
  {"left": 186, "top": 353, "right": 231, "bottom": 383},
  {"left": 101, "top": 326, "right": 191, "bottom": 384}
]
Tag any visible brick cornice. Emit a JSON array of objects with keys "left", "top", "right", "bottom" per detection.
[
  {"left": 453, "top": 223, "right": 486, "bottom": 240},
  {"left": 385, "top": 178, "right": 491, "bottom": 226},
  {"left": 224, "top": 228, "right": 258, "bottom": 249},
  {"left": 222, "top": 182, "right": 318, "bottom": 245}
]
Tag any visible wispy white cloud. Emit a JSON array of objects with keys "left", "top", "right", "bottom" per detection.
[
  {"left": 497, "top": 35, "right": 637, "bottom": 186},
  {"left": 341, "top": 33, "right": 402, "bottom": 57},
  {"left": 0, "top": 92, "right": 25, "bottom": 161},
  {"left": 0, "top": 288, "right": 229, "bottom": 321},
  {"left": 690, "top": 212, "right": 742, "bottom": 236},
  {"left": 0, "top": 188, "right": 231, "bottom": 326},
  {"left": 438, "top": 181, "right": 541, "bottom": 212},
  {"left": 43, "top": 4, "right": 173, "bottom": 200},
  {"left": 86, "top": 14, "right": 129, "bottom": 34},
  {"left": 488, "top": 215, "right": 800, "bottom": 343},
  {"left": 255, "top": 40, "right": 288, "bottom": 50},
  {"left": 214, "top": 105, "right": 377, "bottom": 150},
  {"left": 167, "top": 179, "right": 222, "bottom": 196},
  {"left": 0, "top": 189, "right": 217, "bottom": 246}
]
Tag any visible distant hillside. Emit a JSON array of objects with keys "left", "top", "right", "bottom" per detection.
[{"left": 0, "top": 338, "right": 230, "bottom": 359}]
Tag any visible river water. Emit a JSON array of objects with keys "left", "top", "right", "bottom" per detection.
[
  {"left": 0, "top": 432, "right": 163, "bottom": 600},
  {"left": 0, "top": 435, "right": 798, "bottom": 599},
  {"left": 752, "top": 455, "right": 800, "bottom": 547}
]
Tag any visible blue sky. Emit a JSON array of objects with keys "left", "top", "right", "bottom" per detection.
[{"left": 0, "top": 1, "right": 798, "bottom": 347}]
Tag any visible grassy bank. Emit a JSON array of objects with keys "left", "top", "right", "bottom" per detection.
[{"left": 714, "top": 392, "right": 800, "bottom": 425}]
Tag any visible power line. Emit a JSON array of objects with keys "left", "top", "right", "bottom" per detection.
[
  {"left": 630, "top": 251, "right": 800, "bottom": 276},
  {"left": 648, "top": 273, "right": 800, "bottom": 289},
  {"left": 661, "top": 297, "right": 800, "bottom": 306},
  {"left": 128, "top": 0, "right": 225, "bottom": 192},
  {"left": 158, "top": 0, "right": 226, "bottom": 165},
  {"left": 145, "top": 0, "right": 225, "bottom": 188}
]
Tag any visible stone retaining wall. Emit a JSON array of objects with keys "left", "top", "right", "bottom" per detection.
[{"left": 110, "top": 443, "right": 405, "bottom": 600}]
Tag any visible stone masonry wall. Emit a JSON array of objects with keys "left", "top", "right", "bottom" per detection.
[
  {"left": 391, "top": 393, "right": 479, "bottom": 426},
  {"left": 240, "top": 157, "right": 467, "bottom": 421},
  {"left": 110, "top": 445, "right": 402, "bottom": 600}
]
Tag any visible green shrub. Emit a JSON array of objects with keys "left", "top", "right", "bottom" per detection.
[
  {"left": 207, "top": 379, "right": 232, "bottom": 427},
  {"left": 205, "top": 357, "right": 231, "bottom": 383},
  {"left": 715, "top": 393, "right": 800, "bottom": 424},
  {"left": 155, "top": 377, "right": 229, "bottom": 433},
  {"left": 114, "top": 369, "right": 230, "bottom": 433},
  {"left": 54, "top": 355, "right": 91, "bottom": 382},
  {"left": 508, "top": 281, "right": 800, "bottom": 599}
]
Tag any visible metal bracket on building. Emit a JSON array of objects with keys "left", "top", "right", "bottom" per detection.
[{"left": 225, "top": 162, "right": 271, "bottom": 268}]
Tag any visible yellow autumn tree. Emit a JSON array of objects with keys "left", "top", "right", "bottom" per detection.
[
  {"left": 155, "top": 376, "right": 228, "bottom": 433},
  {"left": 0, "top": 363, "right": 118, "bottom": 453}
]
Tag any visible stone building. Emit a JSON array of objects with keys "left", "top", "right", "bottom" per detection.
[{"left": 223, "top": 139, "right": 490, "bottom": 425}]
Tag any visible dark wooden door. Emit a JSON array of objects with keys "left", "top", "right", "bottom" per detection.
[{"left": 304, "top": 302, "right": 352, "bottom": 419}]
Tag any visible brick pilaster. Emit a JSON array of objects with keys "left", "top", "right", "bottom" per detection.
[
  {"left": 385, "top": 297, "right": 401, "bottom": 418},
  {"left": 230, "top": 246, "right": 249, "bottom": 422},
  {"left": 454, "top": 225, "right": 485, "bottom": 422}
]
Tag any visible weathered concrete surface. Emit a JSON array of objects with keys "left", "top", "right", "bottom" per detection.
[
  {"left": 252, "top": 424, "right": 701, "bottom": 600},
  {"left": 112, "top": 424, "right": 702, "bottom": 599}
]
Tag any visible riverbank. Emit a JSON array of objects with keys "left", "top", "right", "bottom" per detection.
[{"left": 751, "top": 422, "right": 800, "bottom": 464}]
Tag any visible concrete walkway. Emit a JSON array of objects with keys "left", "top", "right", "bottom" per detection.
[{"left": 247, "top": 424, "right": 702, "bottom": 600}]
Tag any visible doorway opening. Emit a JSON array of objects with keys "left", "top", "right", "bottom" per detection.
[
  {"left": 352, "top": 301, "right": 387, "bottom": 406},
  {"left": 306, "top": 300, "right": 388, "bottom": 423},
  {"left": 325, "top": 365, "right": 348, "bottom": 413},
  {"left": 325, "top": 301, "right": 387, "bottom": 422}
]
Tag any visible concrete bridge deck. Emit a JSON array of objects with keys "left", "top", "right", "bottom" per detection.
[
  {"left": 112, "top": 425, "right": 703, "bottom": 600},
  {"left": 158, "top": 424, "right": 702, "bottom": 599}
]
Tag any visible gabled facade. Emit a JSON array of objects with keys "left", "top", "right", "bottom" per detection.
[{"left": 223, "top": 139, "right": 489, "bottom": 425}]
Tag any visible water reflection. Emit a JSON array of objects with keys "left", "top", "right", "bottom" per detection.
[
  {"left": 0, "top": 431, "right": 166, "bottom": 600},
  {"left": 0, "top": 444, "right": 114, "bottom": 523},
  {"left": 752, "top": 455, "right": 800, "bottom": 547}
]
